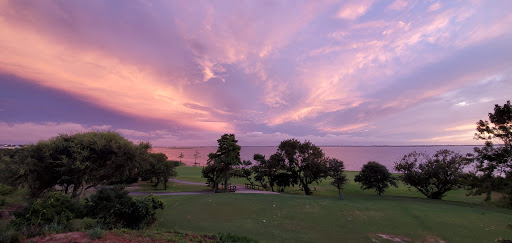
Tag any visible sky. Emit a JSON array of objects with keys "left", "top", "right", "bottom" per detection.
[{"left": 0, "top": 0, "right": 511, "bottom": 146}]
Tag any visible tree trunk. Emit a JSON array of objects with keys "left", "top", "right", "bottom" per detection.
[
  {"left": 71, "top": 183, "right": 80, "bottom": 199},
  {"left": 78, "top": 180, "right": 86, "bottom": 201}
]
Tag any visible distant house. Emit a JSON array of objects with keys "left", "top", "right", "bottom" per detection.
[{"left": 0, "top": 144, "right": 22, "bottom": 149}]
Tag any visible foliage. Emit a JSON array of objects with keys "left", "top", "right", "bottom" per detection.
[
  {"left": 67, "top": 218, "right": 98, "bottom": 231},
  {"left": 216, "top": 232, "right": 259, "bottom": 243},
  {"left": 85, "top": 186, "right": 165, "bottom": 229},
  {"left": 201, "top": 134, "right": 242, "bottom": 192},
  {"left": 0, "top": 184, "right": 14, "bottom": 209},
  {"left": 275, "top": 139, "right": 329, "bottom": 195},
  {"left": 466, "top": 100, "right": 512, "bottom": 203},
  {"left": 354, "top": 161, "right": 397, "bottom": 195},
  {"left": 0, "top": 228, "right": 21, "bottom": 243},
  {"left": 11, "top": 192, "right": 83, "bottom": 229},
  {"left": 327, "top": 158, "right": 348, "bottom": 197},
  {"left": 87, "top": 226, "right": 105, "bottom": 240},
  {"left": 139, "top": 153, "right": 177, "bottom": 190},
  {"left": 395, "top": 150, "right": 469, "bottom": 199},
  {"left": 1, "top": 131, "right": 151, "bottom": 199},
  {"left": 252, "top": 154, "right": 286, "bottom": 191},
  {"left": 234, "top": 160, "right": 254, "bottom": 186}
]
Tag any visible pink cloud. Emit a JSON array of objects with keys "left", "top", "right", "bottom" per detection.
[
  {"left": 336, "top": 0, "right": 374, "bottom": 20},
  {"left": 0, "top": 122, "right": 111, "bottom": 144},
  {"left": 386, "top": 0, "right": 409, "bottom": 11}
]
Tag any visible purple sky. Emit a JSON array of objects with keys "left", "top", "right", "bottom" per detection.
[{"left": 1, "top": 0, "right": 511, "bottom": 146}]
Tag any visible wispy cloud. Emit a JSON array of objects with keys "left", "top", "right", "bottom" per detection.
[
  {"left": 336, "top": 0, "right": 374, "bottom": 20},
  {"left": 0, "top": 0, "right": 511, "bottom": 145}
]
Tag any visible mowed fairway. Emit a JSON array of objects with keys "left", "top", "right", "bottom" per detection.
[{"left": 152, "top": 166, "right": 512, "bottom": 242}]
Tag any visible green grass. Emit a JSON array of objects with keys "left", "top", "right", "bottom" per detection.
[
  {"left": 155, "top": 193, "right": 512, "bottom": 242},
  {"left": 175, "top": 166, "right": 492, "bottom": 204},
  {"left": 151, "top": 166, "right": 512, "bottom": 242}
]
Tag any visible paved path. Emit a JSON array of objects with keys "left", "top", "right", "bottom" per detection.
[
  {"left": 129, "top": 191, "right": 212, "bottom": 196},
  {"left": 129, "top": 179, "right": 279, "bottom": 195},
  {"left": 169, "top": 179, "right": 207, "bottom": 185}
]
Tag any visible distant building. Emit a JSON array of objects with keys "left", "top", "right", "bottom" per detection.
[{"left": 0, "top": 144, "right": 23, "bottom": 149}]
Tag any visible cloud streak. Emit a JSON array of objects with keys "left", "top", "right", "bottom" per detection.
[{"left": 0, "top": 0, "right": 511, "bottom": 145}]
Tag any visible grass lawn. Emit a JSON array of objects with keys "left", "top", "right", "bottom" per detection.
[
  {"left": 175, "top": 166, "right": 493, "bottom": 204},
  {"left": 155, "top": 166, "right": 512, "bottom": 242},
  {"left": 155, "top": 193, "right": 512, "bottom": 242}
]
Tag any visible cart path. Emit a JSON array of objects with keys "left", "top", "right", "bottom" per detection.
[
  {"left": 169, "top": 178, "right": 207, "bottom": 185},
  {"left": 128, "top": 179, "right": 278, "bottom": 195}
]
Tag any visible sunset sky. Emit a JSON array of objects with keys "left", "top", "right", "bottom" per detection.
[{"left": 1, "top": 0, "right": 511, "bottom": 146}]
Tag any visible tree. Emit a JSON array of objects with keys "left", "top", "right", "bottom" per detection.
[
  {"left": 276, "top": 139, "right": 329, "bottom": 195},
  {"left": 0, "top": 131, "right": 151, "bottom": 199},
  {"left": 234, "top": 160, "right": 254, "bottom": 186},
  {"left": 467, "top": 100, "right": 512, "bottom": 202},
  {"left": 201, "top": 134, "right": 242, "bottom": 192},
  {"left": 327, "top": 158, "right": 348, "bottom": 197},
  {"left": 252, "top": 153, "right": 286, "bottom": 191},
  {"left": 178, "top": 152, "right": 184, "bottom": 163},
  {"left": 354, "top": 161, "right": 397, "bottom": 195},
  {"left": 395, "top": 150, "right": 469, "bottom": 199},
  {"left": 193, "top": 149, "right": 201, "bottom": 166},
  {"left": 139, "top": 153, "right": 177, "bottom": 190}
]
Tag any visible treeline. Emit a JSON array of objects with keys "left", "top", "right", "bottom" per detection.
[
  {"left": 201, "top": 134, "right": 347, "bottom": 195},
  {"left": 202, "top": 101, "right": 512, "bottom": 205},
  {"left": 0, "top": 131, "right": 179, "bottom": 239},
  {"left": 0, "top": 131, "right": 178, "bottom": 199}
]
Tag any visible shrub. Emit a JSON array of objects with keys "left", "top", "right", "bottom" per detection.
[
  {"left": 354, "top": 161, "right": 397, "bottom": 195},
  {"left": 12, "top": 192, "right": 82, "bottom": 229},
  {"left": 67, "top": 218, "right": 98, "bottom": 231},
  {"left": 395, "top": 150, "right": 469, "bottom": 199},
  {"left": 87, "top": 226, "right": 105, "bottom": 240},
  {"left": 216, "top": 232, "right": 259, "bottom": 243},
  {"left": 85, "top": 186, "right": 165, "bottom": 229},
  {"left": 0, "top": 228, "right": 22, "bottom": 243}
]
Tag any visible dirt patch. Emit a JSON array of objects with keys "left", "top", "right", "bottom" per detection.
[
  {"left": 369, "top": 233, "right": 411, "bottom": 242},
  {"left": 25, "top": 232, "right": 89, "bottom": 243},
  {"left": 25, "top": 231, "right": 218, "bottom": 243},
  {"left": 369, "top": 233, "right": 446, "bottom": 243}
]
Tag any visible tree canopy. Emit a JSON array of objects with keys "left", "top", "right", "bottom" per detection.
[
  {"left": 327, "top": 158, "right": 348, "bottom": 197},
  {"left": 355, "top": 161, "right": 397, "bottom": 195},
  {"left": 467, "top": 100, "right": 512, "bottom": 202},
  {"left": 201, "top": 134, "right": 242, "bottom": 192},
  {"left": 395, "top": 150, "right": 469, "bottom": 199},
  {"left": 0, "top": 131, "right": 151, "bottom": 199},
  {"left": 275, "top": 139, "right": 329, "bottom": 195}
]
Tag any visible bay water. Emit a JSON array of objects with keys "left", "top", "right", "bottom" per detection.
[{"left": 152, "top": 145, "right": 478, "bottom": 172}]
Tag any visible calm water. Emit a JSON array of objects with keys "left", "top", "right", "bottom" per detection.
[{"left": 151, "top": 146, "right": 478, "bottom": 172}]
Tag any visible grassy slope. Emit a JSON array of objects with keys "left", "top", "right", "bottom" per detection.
[
  {"left": 158, "top": 166, "right": 512, "bottom": 242},
  {"left": 156, "top": 193, "right": 512, "bottom": 242}
]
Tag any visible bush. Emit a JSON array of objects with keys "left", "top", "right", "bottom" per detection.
[
  {"left": 354, "top": 161, "right": 397, "bottom": 195},
  {"left": 394, "top": 150, "right": 469, "bottom": 199},
  {"left": 87, "top": 226, "right": 105, "bottom": 240},
  {"left": 12, "top": 192, "right": 82, "bottom": 229},
  {"left": 85, "top": 186, "right": 165, "bottom": 229},
  {"left": 67, "top": 218, "right": 98, "bottom": 231},
  {"left": 216, "top": 232, "right": 259, "bottom": 243},
  {"left": 0, "top": 228, "right": 21, "bottom": 243}
]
